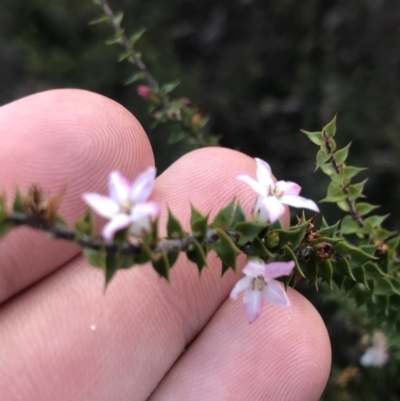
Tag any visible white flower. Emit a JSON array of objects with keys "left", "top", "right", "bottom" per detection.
[
  {"left": 83, "top": 168, "right": 159, "bottom": 241},
  {"left": 360, "top": 331, "right": 389, "bottom": 367},
  {"left": 237, "top": 158, "right": 319, "bottom": 223},
  {"left": 230, "top": 259, "right": 295, "bottom": 323}
]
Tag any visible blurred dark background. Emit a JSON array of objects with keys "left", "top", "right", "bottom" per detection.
[{"left": 1, "top": 0, "right": 400, "bottom": 398}]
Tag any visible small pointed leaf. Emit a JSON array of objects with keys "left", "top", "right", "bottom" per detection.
[
  {"left": 124, "top": 72, "right": 144, "bottom": 85},
  {"left": 12, "top": 188, "right": 25, "bottom": 213},
  {"left": 190, "top": 205, "right": 208, "bottom": 239},
  {"left": 334, "top": 143, "right": 351, "bottom": 166},
  {"left": 234, "top": 221, "right": 266, "bottom": 245},
  {"left": 167, "top": 208, "right": 185, "bottom": 238},
  {"left": 186, "top": 239, "right": 208, "bottom": 273},
  {"left": 301, "top": 130, "right": 323, "bottom": 146},
  {"left": 213, "top": 200, "right": 235, "bottom": 229},
  {"left": 212, "top": 229, "right": 241, "bottom": 273},
  {"left": 323, "top": 115, "right": 337, "bottom": 138}
]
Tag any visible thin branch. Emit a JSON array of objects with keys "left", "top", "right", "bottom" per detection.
[
  {"left": 323, "top": 131, "right": 365, "bottom": 228},
  {"left": 7, "top": 213, "right": 238, "bottom": 257},
  {"left": 97, "top": 0, "right": 207, "bottom": 147}
]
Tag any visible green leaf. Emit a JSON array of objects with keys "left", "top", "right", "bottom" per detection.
[
  {"left": 105, "top": 34, "right": 123, "bottom": 46},
  {"left": 167, "top": 251, "right": 180, "bottom": 269},
  {"left": 374, "top": 278, "right": 400, "bottom": 296},
  {"left": 364, "top": 214, "right": 389, "bottom": 228},
  {"left": 124, "top": 72, "right": 144, "bottom": 85},
  {"left": 281, "top": 245, "right": 305, "bottom": 277},
  {"left": 234, "top": 222, "right": 266, "bottom": 245},
  {"left": 319, "top": 163, "right": 336, "bottom": 177},
  {"left": 186, "top": 239, "right": 208, "bottom": 272},
  {"left": 113, "top": 12, "right": 124, "bottom": 26},
  {"left": 161, "top": 81, "right": 180, "bottom": 95},
  {"left": 213, "top": 200, "right": 235, "bottom": 229},
  {"left": 89, "top": 15, "right": 109, "bottom": 25},
  {"left": 118, "top": 254, "right": 136, "bottom": 269},
  {"left": 332, "top": 257, "right": 355, "bottom": 280},
  {"left": 387, "top": 236, "right": 400, "bottom": 252},
  {"left": 341, "top": 166, "right": 366, "bottom": 181},
  {"left": 113, "top": 227, "right": 129, "bottom": 247},
  {"left": 321, "top": 181, "right": 345, "bottom": 203},
  {"left": 316, "top": 148, "right": 331, "bottom": 169},
  {"left": 212, "top": 229, "right": 241, "bottom": 273},
  {"left": 242, "top": 237, "right": 273, "bottom": 258},
  {"left": 363, "top": 261, "right": 386, "bottom": 280},
  {"left": 301, "top": 130, "right": 323, "bottom": 146},
  {"left": 340, "top": 215, "right": 359, "bottom": 235},
  {"left": 190, "top": 205, "right": 208, "bottom": 238},
  {"left": 323, "top": 115, "right": 337, "bottom": 138},
  {"left": 128, "top": 28, "right": 146, "bottom": 46},
  {"left": 167, "top": 208, "right": 185, "bottom": 238},
  {"left": 276, "top": 221, "right": 309, "bottom": 250},
  {"left": 118, "top": 51, "right": 132, "bottom": 62},
  {"left": 318, "top": 259, "right": 334, "bottom": 288},
  {"left": 105, "top": 253, "right": 119, "bottom": 287},
  {"left": 0, "top": 195, "right": 12, "bottom": 239},
  {"left": 12, "top": 188, "right": 25, "bottom": 213},
  {"left": 334, "top": 143, "right": 351, "bottom": 166},
  {"left": 231, "top": 202, "right": 246, "bottom": 226},
  {"left": 84, "top": 248, "right": 106, "bottom": 268},
  {"left": 319, "top": 220, "right": 340, "bottom": 237},
  {"left": 75, "top": 208, "right": 95, "bottom": 237},
  {"left": 152, "top": 251, "right": 170, "bottom": 281},
  {"left": 347, "top": 179, "right": 368, "bottom": 200},
  {"left": 355, "top": 202, "right": 379, "bottom": 216}
]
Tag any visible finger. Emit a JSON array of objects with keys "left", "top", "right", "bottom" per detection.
[
  {"left": 0, "top": 89, "right": 154, "bottom": 303},
  {"left": 149, "top": 288, "right": 331, "bottom": 401},
  {"left": 0, "top": 148, "right": 293, "bottom": 401}
]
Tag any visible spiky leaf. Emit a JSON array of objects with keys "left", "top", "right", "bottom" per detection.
[
  {"left": 213, "top": 200, "right": 235, "bottom": 229},
  {"left": 186, "top": 239, "right": 208, "bottom": 272},
  {"left": 167, "top": 208, "right": 185, "bottom": 238},
  {"left": 190, "top": 205, "right": 208, "bottom": 238},
  {"left": 212, "top": 229, "right": 240, "bottom": 273}
]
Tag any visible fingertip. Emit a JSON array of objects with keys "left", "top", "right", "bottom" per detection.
[{"left": 0, "top": 89, "right": 154, "bottom": 302}]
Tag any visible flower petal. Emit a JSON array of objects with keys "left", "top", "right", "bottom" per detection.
[
  {"left": 230, "top": 276, "right": 253, "bottom": 300},
  {"left": 262, "top": 196, "right": 286, "bottom": 223},
  {"left": 83, "top": 193, "right": 119, "bottom": 219},
  {"left": 109, "top": 171, "right": 131, "bottom": 203},
  {"left": 129, "top": 201, "right": 159, "bottom": 236},
  {"left": 279, "top": 195, "right": 320, "bottom": 212},
  {"left": 255, "top": 158, "right": 274, "bottom": 188},
  {"left": 242, "top": 259, "right": 268, "bottom": 277},
  {"left": 263, "top": 261, "right": 295, "bottom": 279},
  {"left": 237, "top": 174, "right": 267, "bottom": 197},
  {"left": 276, "top": 181, "right": 301, "bottom": 196},
  {"left": 262, "top": 279, "right": 291, "bottom": 308},
  {"left": 243, "top": 288, "right": 264, "bottom": 323},
  {"left": 254, "top": 195, "right": 269, "bottom": 223},
  {"left": 131, "top": 201, "right": 159, "bottom": 221},
  {"left": 102, "top": 214, "right": 132, "bottom": 241},
  {"left": 129, "top": 166, "right": 156, "bottom": 203}
]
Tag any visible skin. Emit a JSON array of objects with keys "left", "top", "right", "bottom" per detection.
[{"left": 0, "top": 89, "right": 331, "bottom": 400}]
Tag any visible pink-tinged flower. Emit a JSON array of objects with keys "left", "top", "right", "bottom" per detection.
[
  {"left": 230, "top": 259, "right": 295, "bottom": 323},
  {"left": 137, "top": 85, "right": 152, "bottom": 99},
  {"left": 83, "top": 168, "right": 159, "bottom": 241},
  {"left": 237, "top": 158, "right": 319, "bottom": 223},
  {"left": 360, "top": 331, "right": 389, "bottom": 367}
]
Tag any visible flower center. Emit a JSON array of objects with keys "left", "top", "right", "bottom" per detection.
[
  {"left": 120, "top": 200, "right": 132, "bottom": 214},
  {"left": 252, "top": 275, "right": 267, "bottom": 291},
  {"left": 269, "top": 185, "right": 283, "bottom": 197}
]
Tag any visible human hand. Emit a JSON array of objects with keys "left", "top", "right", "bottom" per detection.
[{"left": 0, "top": 89, "right": 331, "bottom": 400}]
